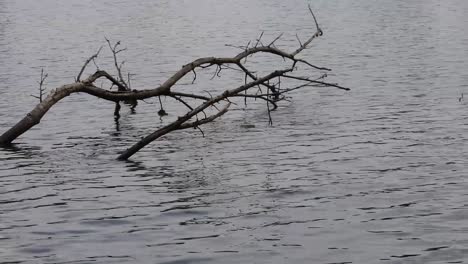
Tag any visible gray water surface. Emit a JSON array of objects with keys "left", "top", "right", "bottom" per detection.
[{"left": 1, "top": 0, "right": 468, "bottom": 263}]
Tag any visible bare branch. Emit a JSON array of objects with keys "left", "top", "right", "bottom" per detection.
[
  {"left": 296, "top": 59, "right": 331, "bottom": 71},
  {"left": 85, "top": 70, "right": 129, "bottom": 91},
  {"left": 291, "top": 5, "right": 323, "bottom": 56},
  {"left": 237, "top": 63, "right": 280, "bottom": 99},
  {"left": 309, "top": 5, "right": 322, "bottom": 35},
  {"left": 38, "top": 68, "right": 48, "bottom": 102},
  {"left": 282, "top": 75, "right": 350, "bottom": 91},
  {"left": 168, "top": 92, "right": 210, "bottom": 101},
  {"left": 31, "top": 68, "right": 48, "bottom": 102},
  {"left": 105, "top": 38, "right": 130, "bottom": 91},
  {"left": 192, "top": 69, "right": 197, "bottom": 84},
  {"left": 295, "top": 34, "right": 303, "bottom": 47},
  {"left": 178, "top": 103, "right": 230, "bottom": 130},
  {"left": 77, "top": 46, "right": 103, "bottom": 82},
  {"left": 255, "top": 31, "right": 265, "bottom": 48},
  {"left": 168, "top": 95, "right": 194, "bottom": 111},
  {"left": 127, "top": 73, "right": 132, "bottom": 89},
  {"left": 268, "top": 33, "right": 284, "bottom": 47}
]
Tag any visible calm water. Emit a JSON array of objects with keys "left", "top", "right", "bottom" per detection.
[{"left": 1, "top": 0, "right": 468, "bottom": 263}]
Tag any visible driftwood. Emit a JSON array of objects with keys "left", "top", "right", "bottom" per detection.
[{"left": 0, "top": 6, "right": 349, "bottom": 160}]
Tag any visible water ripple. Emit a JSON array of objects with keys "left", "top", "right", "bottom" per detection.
[{"left": 1, "top": 0, "right": 468, "bottom": 263}]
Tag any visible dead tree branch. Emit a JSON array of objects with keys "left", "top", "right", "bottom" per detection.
[
  {"left": 0, "top": 6, "right": 349, "bottom": 160},
  {"left": 31, "top": 68, "right": 48, "bottom": 102},
  {"left": 105, "top": 38, "right": 130, "bottom": 91}
]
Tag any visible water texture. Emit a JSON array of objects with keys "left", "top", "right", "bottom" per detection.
[{"left": 0, "top": 0, "right": 467, "bottom": 263}]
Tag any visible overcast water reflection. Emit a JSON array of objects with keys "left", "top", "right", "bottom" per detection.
[{"left": 1, "top": 0, "right": 468, "bottom": 263}]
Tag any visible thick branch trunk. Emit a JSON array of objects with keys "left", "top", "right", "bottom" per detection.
[{"left": 0, "top": 83, "right": 84, "bottom": 145}]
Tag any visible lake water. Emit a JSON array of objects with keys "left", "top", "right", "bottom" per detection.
[{"left": 1, "top": 0, "right": 468, "bottom": 263}]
